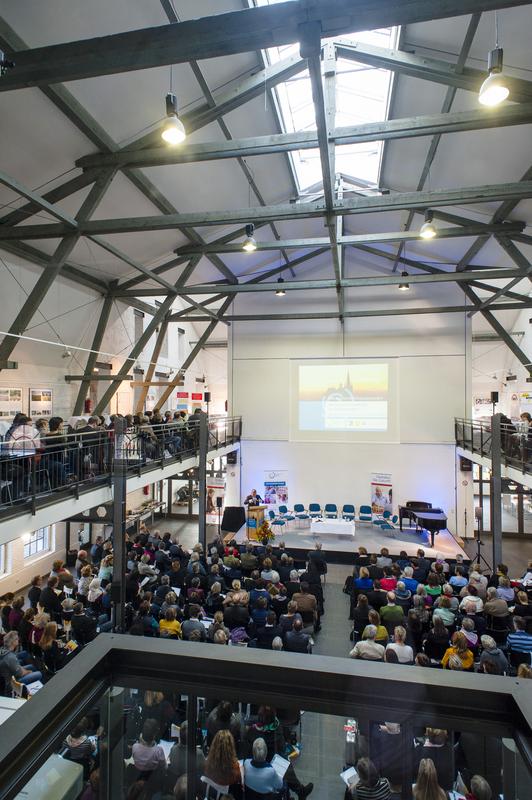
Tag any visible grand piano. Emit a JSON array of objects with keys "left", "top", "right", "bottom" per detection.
[{"left": 398, "top": 500, "right": 447, "bottom": 547}]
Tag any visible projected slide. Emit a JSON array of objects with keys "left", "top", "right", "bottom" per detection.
[{"left": 298, "top": 363, "right": 389, "bottom": 433}]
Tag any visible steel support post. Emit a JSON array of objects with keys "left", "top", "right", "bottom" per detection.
[
  {"left": 198, "top": 413, "right": 208, "bottom": 552},
  {"left": 490, "top": 414, "right": 503, "bottom": 568},
  {"left": 186, "top": 692, "right": 198, "bottom": 800},
  {"left": 111, "top": 418, "right": 128, "bottom": 632}
]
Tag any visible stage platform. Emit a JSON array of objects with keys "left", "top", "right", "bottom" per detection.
[{"left": 232, "top": 521, "right": 467, "bottom": 565}]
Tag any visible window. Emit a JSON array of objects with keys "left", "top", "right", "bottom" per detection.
[
  {"left": 0, "top": 543, "right": 10, "bottom": 577},
  {"left": 23, "top": 527, "right": 51, "bottom": 559},
  {"left": 255, "top": 0, "right": 398, "bottom": 193}
]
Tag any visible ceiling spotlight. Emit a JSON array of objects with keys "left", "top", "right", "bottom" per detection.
[
  {"left": 93, "top": 367, "right": 99, "bottom": 373},
  {"left": 398, "top": 271, "right": 410, "bottom": 291},
  {"left": 419, "top": 209, "right": 437, "bottom": 239},
  {"left": 242, "top": 223, "right": 257, "bottom": 252},
  {"left": 479, "top": 47, "right": 509, "bottom": 106},
  {"left": 161, "top": 93, "right": 186, "bottom": 145},
  {"left": 61, "top": 349, "right": 72, "bottom": 359},
  {"left": 275, "top": 278, "right": 286, "bottom": 296}
]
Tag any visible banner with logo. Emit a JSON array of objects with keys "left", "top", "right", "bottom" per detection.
[
  {"left": 263, "top": 470, "right": 289, "bottom": 508},
  {"left": 370, "top": 472, "right": 393, "bottom": 514},
  {"left": 206, "top": 477, "right": 225, "bottom": 525}
]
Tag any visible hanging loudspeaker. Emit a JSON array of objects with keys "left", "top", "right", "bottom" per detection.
[{"left": 204, "top": 391, "right": 211, "bottom": 403}]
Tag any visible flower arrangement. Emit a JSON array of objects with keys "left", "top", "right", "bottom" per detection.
[{"left": 256, "top": 519, "right": 275, "bottom": 545}]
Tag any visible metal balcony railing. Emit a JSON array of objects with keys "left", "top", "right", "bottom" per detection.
[
  {"left": 0, "top": 416, "right": 241, "bottom": 519},
  {"left": 455, "top": 417, "right": 532, "bottom": 475}
]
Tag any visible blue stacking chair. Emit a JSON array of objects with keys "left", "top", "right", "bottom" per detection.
[
  {"left": 268, "top": 509, "right": 286, "bottom": 533},
  {"left": 308, "top": 503, "right": 321, "bottom": 518},
  {"left": 293, "top": 503, "right": 310, "bottom": 527},
  {"left": 373, "top": 509, "right": 392, "bottom": 525},
  {"left": 324, "top": 503, "right": 338, "bottom": 519},
  {"left": 278, "top": 504, "right": 295, "bottom": 529},
  {"left": 380, "top": 513, "right": 398, "bottom": 538},
  {"left": 358, "top": 504, "right": 373, "bottom": 523},
  {"left": 342, "top": 504, "right": 355, "bottom": 521}
]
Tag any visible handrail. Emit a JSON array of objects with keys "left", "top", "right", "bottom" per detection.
[
  {"left": 0, "top": 635, "right": 530, "bottom": 800},
  {"left": 455, "top": 416, "right": 531, "bottom": 474},
  {"left": 0, "top": 416, "right": 242, "bottom": 519}
]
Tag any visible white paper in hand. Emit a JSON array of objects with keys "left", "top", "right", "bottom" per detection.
[
  {"left": 340, "top": 766, "right": 358, "bottom": 786},
  {"left": 271, "top": 754, "right": 290, "bottom": 779}
]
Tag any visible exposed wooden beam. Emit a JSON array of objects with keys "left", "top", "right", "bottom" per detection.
[
  {"left": 335, "top": 38, "right": 532, "bottom": 103},
  {"left": 115, "top": 267, "right": 529, "bottom": 297},
  {"left": 3, "top": 182, "right": 532, "bottom": 240},
  {"left": 2, "top": 0, "right": 526, "bottom": 91},
  {"left": 76, "top": 102, "right": 532, "bottom": 171},
  {"left": 173, "top": 301, "right": 532, "bottom": 323}
]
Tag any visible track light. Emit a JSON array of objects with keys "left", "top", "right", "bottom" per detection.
[
  {"left": 479, "top": 47, "right": 509, "bottom": 106},
  {"left": 242, "top": 223, "right": 257, "bottom": 252},
  {"left": 61, "top": 349, "right": 72, "bottom": 359},
  {"left": 419, "top": 209, "right": 437, "bottom": 239},
  {"left": 398, "top": 272, "right": 410, "bottom": 291},
  {"left": 275, "top": 278, "right": 286, "bottom": 296},
  {"left": 161, "top": 93, "right": 186, "bottom": 145}
]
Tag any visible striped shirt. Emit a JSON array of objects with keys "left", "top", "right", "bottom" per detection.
[
  {"left": 352, "top": 777, "right": 392, "bottom": 800},
  {"left": 507, "top": 630, "right": 532, "bottom": 653}
]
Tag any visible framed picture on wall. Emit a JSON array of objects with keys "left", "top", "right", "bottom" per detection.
[
  {"left": 29, "top": 387, "right": 53, "bottom": 418},
  {"left": 0, "top": 387, "right": 23, "bottom": 418}
]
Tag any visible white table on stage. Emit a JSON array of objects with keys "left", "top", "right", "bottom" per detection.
[{"left": 310, "top": 518, "right": 355, "bottom": 537}]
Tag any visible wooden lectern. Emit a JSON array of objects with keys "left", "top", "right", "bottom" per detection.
[{"left": 247, "top": 505, "right": 267, "bottom": 540}]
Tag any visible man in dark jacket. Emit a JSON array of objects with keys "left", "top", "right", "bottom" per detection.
[
  {"left": 71, "top": 603, "right": 97, "bottom": 646},
  {"left": 284, "top": 619, "right": 311, "bottom": 653},
  {"left": 39, "top": 576, "right": 63, "bottom": 620},
  {"left": 256, "top": 612, "right": 283, "bottom": 649}
]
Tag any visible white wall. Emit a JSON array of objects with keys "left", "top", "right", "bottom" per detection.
[
  {"left": 0, "top": 253, "right": 227, "bottom": 417},
  {"left": 230, "top": 313, "right": 469, "bottom": 536},
  {"left": 0, "top": 523, "right": 66, "bottom": 596}
]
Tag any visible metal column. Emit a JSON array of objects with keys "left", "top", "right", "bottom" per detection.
[
  {"left": 198, "top": 412, "right": 208, "bottom": 551},
  {"left": 490, "top": 413, "right": 503, "bottom": 568},
  {"left": 111, "top": 418, "right": 127, "bottom": 632}
]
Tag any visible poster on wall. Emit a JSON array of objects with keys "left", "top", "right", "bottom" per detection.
[
  {"left": 370, "top": 472, "right": 393, "bottom": 514},
  {"left": 176, "top": 391, "right": 189, "bottom": 412},
  {"left": 29, "top": 388, "right": 53, "bottom": 418},
  {"left": 0, "top": 387, "right": 22, "bottom": 418},
  {"left": 264, "top": 470, "right": 289, "bottom": 508},
  {"left": 145, "top": 391, "right": 157, "bottom": 412},
  {"left": 206, "top": 477, "right": 225, "bottom": 525}
]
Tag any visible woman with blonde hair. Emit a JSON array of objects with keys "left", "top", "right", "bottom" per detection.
[
  {"left": 354, "top": 566, "right": 373, "bottom": 592},
  {"left": 30, "top": 611, "right": 50, "bottom": 649},
  {"left": 204, "top": 730, "right": 241, "bottom": 790},
  {"left": 39, "top": 621, "right": 65, "bottom": 672},
  {"left": 207, "top": 610, "right": 230, "bottom": 642},
  {"left": 413, "top": 758, "right": 446, "bottom": 800},
  {"left": 98, "top": 554, "right": 113, "bottom": 585},
  {"left": 77, "top": 564, "right": 93, "bottom": 602}
]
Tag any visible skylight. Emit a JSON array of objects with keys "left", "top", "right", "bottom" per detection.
[{"left": 255, "top": 1, "right": 398, "bottom": 194}]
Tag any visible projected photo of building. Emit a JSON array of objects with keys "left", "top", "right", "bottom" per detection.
[{"left": 299, "top": 363, "right": 389, "bottom": 432}]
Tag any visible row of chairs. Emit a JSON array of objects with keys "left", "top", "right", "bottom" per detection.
[{"left": 268, "top": 504, "right": 399, "bottom": 532}]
